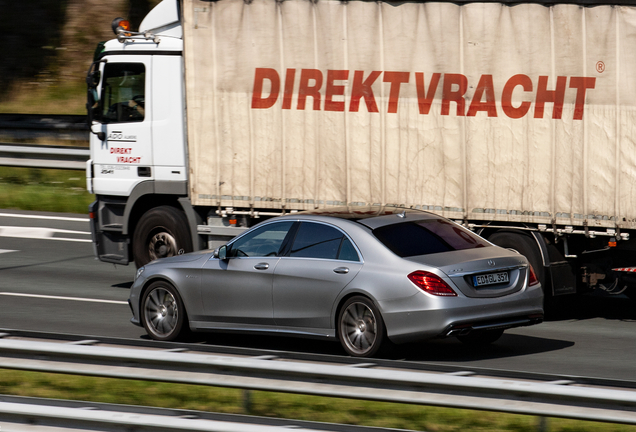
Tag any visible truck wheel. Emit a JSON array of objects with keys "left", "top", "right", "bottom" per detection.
[
  {"left": 488, "top": 231, "right": 547, "bottom": 297},
  {"left": 133, "top": 206, "right": 192, "bottom": 268}
]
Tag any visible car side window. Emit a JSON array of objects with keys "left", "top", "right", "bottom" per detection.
[
  {"left": 338, "top": 237, "right": 360, "bottom": 261},
  {"left": 289, "top": 222, "right": 359, "bottom": 261},
  {"left": 228, "top": 221, "right": 294, "bottom": 258}
]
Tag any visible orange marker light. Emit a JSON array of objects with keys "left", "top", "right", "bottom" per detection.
[
  {"left": 111, "top": 17, "right": 131, "bottom": 35},
  {"left": 609, "top": 241, "right": 617, "bottom": 248}
]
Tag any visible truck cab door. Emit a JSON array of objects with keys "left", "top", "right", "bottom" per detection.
[{"left": 91, "top": 57, "right": 153, "bottom": 195}]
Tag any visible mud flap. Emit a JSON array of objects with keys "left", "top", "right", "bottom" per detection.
[{"left": 547, "top": 262, "right": 577, "bottom": 296}]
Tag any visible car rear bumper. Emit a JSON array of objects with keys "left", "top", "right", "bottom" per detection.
[
  {"left": 380, "top": 283, "right": 544, "bottom": 344},
  {"left": 442, "top": 313, "right": 544, "bottom": 337}
]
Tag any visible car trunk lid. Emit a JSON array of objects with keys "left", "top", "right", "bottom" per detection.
[{"left": 405, "top": 248, "right": 531, "bottom": 298}]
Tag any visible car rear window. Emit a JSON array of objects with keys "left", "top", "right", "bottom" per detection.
[{"left": 373, "top": 219, "right": 490, "bottom": 257}]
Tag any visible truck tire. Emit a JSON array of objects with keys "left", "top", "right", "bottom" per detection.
[
  {"left": 133, "top": 206, "right": 193, "bottom": 268},
  {"left": 488, "top": 231, "right": 546, "bottom": 293}
]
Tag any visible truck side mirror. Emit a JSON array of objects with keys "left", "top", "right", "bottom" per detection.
[{"left": 86, "top": 70, "right": 101, "bottom": 88}]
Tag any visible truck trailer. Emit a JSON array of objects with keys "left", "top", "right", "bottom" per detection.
[{"left": 86, "top": 0, "right": 636, "bottom": 305}]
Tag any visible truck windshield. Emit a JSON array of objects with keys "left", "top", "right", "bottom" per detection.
[
  {"left": 373, "top": 219, "right": 491, "bottom": 257},
  {"left": 100, "top": 63, "right": 145, "bottom": 123}
]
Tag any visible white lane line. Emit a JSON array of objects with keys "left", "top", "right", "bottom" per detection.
[
  {"left": 0, "top": 249, "right": 17, "bottom": 254},
  {"left": 0, "top": 212, "right": 88, "bottom": 222},
  {"left": 0, "top": 292, "right": 128, "bottom": 305},
  {"left": 0, "top": 226, "right": 91, "bottom": 243}
]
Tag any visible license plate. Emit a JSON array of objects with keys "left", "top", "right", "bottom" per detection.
[{"left": 473, "top": 272, "right": 509, "bottom": 287}]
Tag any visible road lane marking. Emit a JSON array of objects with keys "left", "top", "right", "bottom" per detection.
[
  {"left": 0, "top": 212, "right": 88, "bottom": 222},
  {"left": 0, "top": 249, "right": 17, "bottom": 254},
  {"left": 0, "top": 292, "right": 128, "bottom": 305},
  {"left": 0, "top": 226, "right": 91, "bottom": 243}
]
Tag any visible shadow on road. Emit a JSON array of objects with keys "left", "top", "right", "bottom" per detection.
[
  {"left": 397, "top": 333, "right": 574, "bottom": 362},
  {"left": 546, "top": 294, "right": 636, "bottom": 322},
  {"left": 158, "top": 328, "right": 573, "bottom": 361}
]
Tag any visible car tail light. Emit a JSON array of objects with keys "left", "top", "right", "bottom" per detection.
[
  {"left": 528, "top": 264, "right": 540, "bottom": 286},
  {"left": 408, "top": 271, "right": 457, "bottom": 296}
]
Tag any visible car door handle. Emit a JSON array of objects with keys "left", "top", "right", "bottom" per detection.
[
  {"left": 254, "top": 263, "right": 269, "bottom": 270},
  {"left": 333, "top": 267, "right": 349, "bottom": 274}
]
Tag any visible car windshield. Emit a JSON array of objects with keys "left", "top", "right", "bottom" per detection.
[{"left": 373, "top": 219, "right": 490, "bottom": 257}]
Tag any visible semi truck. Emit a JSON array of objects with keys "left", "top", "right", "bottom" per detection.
[{"left": 86, "top": 0, "right": 636, "bottom": 305}]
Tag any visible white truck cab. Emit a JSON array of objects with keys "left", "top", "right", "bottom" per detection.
[{"left": 87, "top": 1, "right": 197, "bottom": 266}]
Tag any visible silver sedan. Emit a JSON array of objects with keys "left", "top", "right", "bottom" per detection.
[{"left": 128, "top": 207, "right": 544, "bottom": 357}]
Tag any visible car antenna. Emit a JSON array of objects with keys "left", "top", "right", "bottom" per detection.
[{"left": 398, "top": 210, "right": 407, "bottom": 218}]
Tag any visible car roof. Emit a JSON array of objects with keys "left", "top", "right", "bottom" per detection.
[{"left": 293, "top": 206, "right": 443, "bottom": 230}]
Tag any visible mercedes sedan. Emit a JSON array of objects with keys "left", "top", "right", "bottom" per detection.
[{"left": 128, "top": 207, "right": 544, "bottom": 357}]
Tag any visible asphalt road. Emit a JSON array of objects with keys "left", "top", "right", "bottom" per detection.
[{"left": 1, "top": 209, "right": 636, "bottom": 381}]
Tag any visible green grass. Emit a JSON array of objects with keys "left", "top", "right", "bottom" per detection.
[
  {"left": 0, "top": 81, "right": 87, "bottom": 115},
  {"left": 0, "top": 166, "right": 93, "bottom": 214},
  {"left": 0, "top": 369, "right": 634, "bottom": 432}
]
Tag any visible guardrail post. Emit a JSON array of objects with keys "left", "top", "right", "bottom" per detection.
[
  {"left": 537, "top": 416, "right": 549, "bottom": 431},
  {"left": 243, "top": 389, "right": 252, "bottom": 414}
]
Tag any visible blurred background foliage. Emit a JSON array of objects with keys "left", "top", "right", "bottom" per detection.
[{"left": 0, "top": 0, "right": 161, "bottom": 114}]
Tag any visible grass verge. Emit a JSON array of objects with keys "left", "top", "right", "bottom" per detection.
[
  {"left": 1, "top": 369, "right": 635, "bottom": 432},
  {"left": 0, "top": 166, "right": 93, "bottom": 214},
  {"left": 0, "top": 81, "right": 86, "bottom": 115}
]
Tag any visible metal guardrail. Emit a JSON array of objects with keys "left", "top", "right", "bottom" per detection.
[
  {"left": 0, "top": 395, "right": 394, "bottom": 432},
  {"left": 0, "top": 114, "right": 88, "bottom": 143},
  {"left": 0, "top": 400, "right": 319, "bottom": 432},
  {"left": 0, "top": 142, "right": 89, "bottom": 170},
  {"left": 0, "top": 338, "right": 635, "bottom": 427},
  {"left": 0, "top": 114, "right": 89, "bottom": 169}
]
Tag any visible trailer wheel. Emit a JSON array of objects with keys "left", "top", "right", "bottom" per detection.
[
  {"left": 488, "top": 231, "right": 546, "bottom": 292},
  {"left": 133, "top": 206, "right": 192, "bottom": 268}
]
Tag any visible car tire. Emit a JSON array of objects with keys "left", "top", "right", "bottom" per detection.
[
  {"left": 337, "top": 296, "right": 386, "bottom": 357},
  {"left": 141, "top": 281, "right": 188, "bottom": 341},
  {"left": 457, "top": 329, "right": 504, "bottom": 346},
  {"left": 133, "top": 206, "right": 193, "bottom": 268}
]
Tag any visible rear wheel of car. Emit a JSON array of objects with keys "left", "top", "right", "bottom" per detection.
[
  {"left": 338, "top": 296, "right": 385, "bottom": 357},
  {"left": 141, "top": 281, "right": 188, "bottom": 341},
  {"left": 133, "top": 206, "right": 192, "bottom": 268},
  {"left": 457, "top": 329, "right": 504, "bottom": 346}
]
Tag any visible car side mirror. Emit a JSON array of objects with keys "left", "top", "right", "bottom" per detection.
[{"left": 217, "top": 245, "right": 228, "bottom": 261}]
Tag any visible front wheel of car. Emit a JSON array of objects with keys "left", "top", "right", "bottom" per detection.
[
  {"left": 456, "top": 329, "right": 504, "bottom": 346},
  {"left": 141, "top": 281, "right": 188, "bottom": 341},
  {"left": 338, "top": 296, "right": 385, "bottom": 357}
]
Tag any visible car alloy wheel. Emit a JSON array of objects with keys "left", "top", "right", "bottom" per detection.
[
  {"left": 338, "top": 296, "right": 385, "bottom": 357},
  {"left": 142, "top": 281, "right": 185, "bottom": 341}
]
